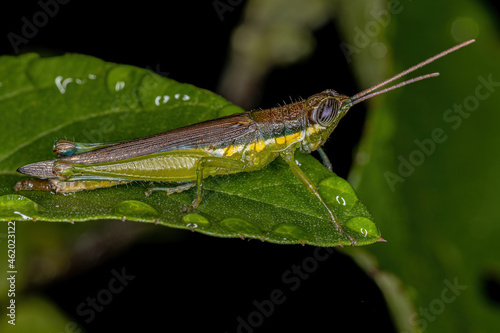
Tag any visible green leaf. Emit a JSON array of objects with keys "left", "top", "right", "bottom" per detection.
[
  {"left": 0, "top": 296, "right": 84, "bottom": 333},
  {"left": 339, "top": 0, "right": 500, "bottom": 331},
  {"left": 0, "top": 53, "right": 380, "bottom": 247}
]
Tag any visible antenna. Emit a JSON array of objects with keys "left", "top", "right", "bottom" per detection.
[{"left": 350, "top": 39, "right": 475, "bottom": 106}]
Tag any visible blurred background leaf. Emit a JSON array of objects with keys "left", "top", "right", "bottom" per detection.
[
  {"left": 342, "top": 0, "right": 500, "bottom": 332},
  {"left": 1, "top": 296, "right": 85, "bottom": 333}
]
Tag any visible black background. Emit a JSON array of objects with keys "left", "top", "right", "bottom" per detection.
[{"left": 1, "top": 1, "right": 398, "bottom": 332}]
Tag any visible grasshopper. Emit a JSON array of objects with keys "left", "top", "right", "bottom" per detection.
[{"left": 15, "top": 39, "right": 475, "bottom": 244}]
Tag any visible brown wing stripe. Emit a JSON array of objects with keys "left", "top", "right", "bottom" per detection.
[{"left": 17, "top": 160, "right": 56, "bottom": 179}]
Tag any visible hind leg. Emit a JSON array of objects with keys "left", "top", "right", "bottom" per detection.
[
  {"left": 14, "top": 178, "right": 131, "bottom": 194},
  {"left": 145, "top": 182, "right": 196, "bottom": 197}
]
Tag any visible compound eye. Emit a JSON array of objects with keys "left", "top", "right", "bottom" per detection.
[{"left": 315, "top": 98, "right": 340, "bottom": 126}]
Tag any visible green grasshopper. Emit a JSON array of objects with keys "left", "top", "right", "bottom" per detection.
[{"left": 15, "top": 39, "right": 475, "bottom": 245}]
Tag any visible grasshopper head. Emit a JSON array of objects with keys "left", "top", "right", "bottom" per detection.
[
  {"left": 298, "top": 40, "right": 475, "bottom": 157},
  {"left": 300, "top": 89, "right": 352, "bottom": 153}
]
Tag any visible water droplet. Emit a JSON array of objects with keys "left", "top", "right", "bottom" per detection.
[
  {"left": 174, "top": 93, "right": 180, "bottom": 99},
  {"left": 115, "top": 81, "right": 125, "bottom": 91},
  {"left": 345, "top": 217, "right": 379, "bottom": 243},
  {"left": 55, "top": 76, "right": 86, "bottom": 94},
  {"left": 113, "top": 200, "right": 159, "bottom": 219},
  {"left": 0, "top": 195, "right": 45, "bottom": 220},
  {"left": 155, "top": 95, "right": 170, "bottom": 106},
  {"left": 273, "top": 224, "right": 309, "bottom": 241},
  {"left": 187, "top": 223, "right": 198, "bottom": 231},
  {"left": 13, "top": 211, "right": 31, "bottom": 220},
  {"left": 182, "top": 214, "right": 209, "bottom": 226},
  {"left": 182, "top": 94, "right": 190, "bottom": 101},
  {"left": 220, "top": 218, "right": 261, "bottom": 235},
  {"left": 55, "top": 76, "right": 72, "bottom": 94},
  {"left": 318, "top": 177, "right": 357, "bottom": 210},
  {"left": 336, "top": 195, "right": 346, "bottom": 206}
]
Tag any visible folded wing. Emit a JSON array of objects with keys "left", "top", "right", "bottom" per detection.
[{"left": 17, "top": 112, "right": 256, "bottom": 179}]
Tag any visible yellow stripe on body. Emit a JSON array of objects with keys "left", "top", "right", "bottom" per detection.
[
  {"left": 223, "top": 144, "right": 241, "bottom": 156},
  {"left": 275, "top": 136, "right": 286, "bottom": 145},
  {"left": 274, "top": 132, "right": 303, "bottom": 147},
  {"left": 306, "top": 124, "right": 323, "bottom": 137},
  {"left": 218, "top": 139, "right": 267, "bottom": 157},
  {"left": 204, "top": 131, "right": 304, "bottom": 160},
  {"left": 253, "top": 139, "right": 266, "bottom": 153}
]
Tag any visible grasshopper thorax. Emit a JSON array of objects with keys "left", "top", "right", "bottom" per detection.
[{"left": 300, "top": 89, "right": 352, "bottom": 153}]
